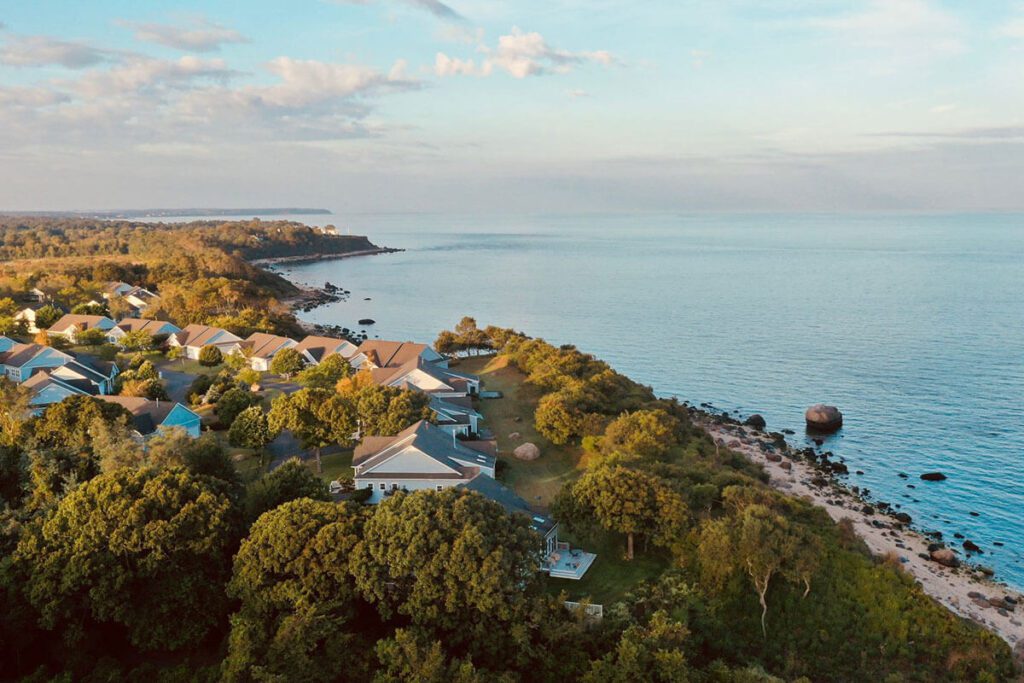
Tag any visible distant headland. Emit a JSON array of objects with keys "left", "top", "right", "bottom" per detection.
[{"left": 0, "top": 208, "right": 332, "bottom": 219}]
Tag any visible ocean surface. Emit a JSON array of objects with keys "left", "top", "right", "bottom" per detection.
[{"left": 204, "top": 212, "right": 1024, "bottom": 588}]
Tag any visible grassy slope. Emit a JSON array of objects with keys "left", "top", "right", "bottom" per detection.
[{"left": 456, "top": 354, "right": 669, "bottom": 605}]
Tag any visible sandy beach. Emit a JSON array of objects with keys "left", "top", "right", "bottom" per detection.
[{"left": 700, "top": 419, "right": 1024, "bottom": 647}]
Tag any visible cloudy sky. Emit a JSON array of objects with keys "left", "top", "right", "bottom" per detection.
[{"left": 1, "top": 1, "right": 1023, "bottom": 213}]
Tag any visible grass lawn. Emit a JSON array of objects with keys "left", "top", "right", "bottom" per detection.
[
  {"left": 455, "top": 355, "right": 582, "bottom": 510},
  {"left": 543, "top": 531, "right": 670, "bottom": 605},
  {"left": 314, "top": 449, "right": 354, "bottom": 483},
  {"left": 155, "top": 357, "right": 221, "bottom": 376}
]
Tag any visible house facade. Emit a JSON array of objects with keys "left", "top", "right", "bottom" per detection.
[
  {"left": 96, "top": 396, "right": 202, "bottom": 438},
  {"left": 294, "top": 335, "right": 358, "bottom": 364},
  {"left": 168, "top": 324, "right": 244, "bottom": 360},
  {"left": 353, "top": 420, "right": 495, "bottom": 504},
  {"left": 242, "top": 332, "right": 300, "bottom": 371},
  {"left": 107, "top": 318, "right": 182, "bottom": 345},
  {"left": 0, "top": 343, "right": 74, "bottom": 382},
  {"left": 47, "top": 314, "right": 117, "bottom": 343}
]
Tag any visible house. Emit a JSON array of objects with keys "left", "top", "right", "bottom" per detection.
[
  {"left": 350, "top": 340, "right": 447, "bottom": 371},
  {"left": 294, "top": 335, "right": 358, "bottom": 364},
  {"left": 47, "top": 314, "right": 117, "bottom": 343},
  {"left": 23, "top": 370, "right": 98, "bottom": 408},
  {"left": 107, "top": 318, "right": 182, "bottom": 345},
  {"left": 167, "top": 324, "right": 244, "bottom": 360},
  {"left": 14, "top": 304, "right": 64, "bottom": 334},
  {"left": 353, "top": 419, "right": 595, "bottom": 579},
  {"left": 241, "top": 332, "right": 299, "bottom": 371},
  {"left": 27, "top": 287, "right": 47, "bottom": 303},
  {"left": 96, "top": 396, "right": 202, "bottom": 438},
  {"left": 371, "top": 356, "right": 481, "bottom": 397},
  {"left": 103, "top": 282, "right": 159, "bottom": 315},
  {"left": 0, "top": 343, "right": 74, "bottom": 382},
  {"left": 353, "top": 420, "right": 495, "bottom": 503},
  {"left": 428, "top": 394, "right": 483, "bottom": 436},
  {"left": 0, "top": 336, "right": 15, "bottom": 353}
]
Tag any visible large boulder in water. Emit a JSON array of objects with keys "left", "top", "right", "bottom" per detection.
[
  {"left": 805, "top": 404, "right": 843, "bottom": 433},
  {"left": 513, "top": 443, "right": 540, "bottom": 461}
]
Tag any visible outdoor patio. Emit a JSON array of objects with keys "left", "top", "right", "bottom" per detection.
[{"left": 543, "top": 543, "right": 596, "bottom": 580}]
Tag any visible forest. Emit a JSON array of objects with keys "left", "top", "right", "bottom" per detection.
[
  {"left": 0, "top": 217, "right": 376, "bottom": 337},
  {"left": 0, "top": 313, "right": 1015, "bottom": 681}
]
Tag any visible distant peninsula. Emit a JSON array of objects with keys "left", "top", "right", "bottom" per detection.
[{"left": 0, "top": 207, "right": 332, "bottom": 219}]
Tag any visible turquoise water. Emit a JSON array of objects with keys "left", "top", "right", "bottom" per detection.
[{"left": 272, "top": 212, "right": 1024, "bottom": 588}]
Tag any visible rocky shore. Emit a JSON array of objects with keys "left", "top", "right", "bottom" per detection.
[
  {"left": 696, "top": 414, "right": 1024, "bottom": 649},
  {"left": 252, "top": 246, "right": 402, "bottom": 266}
]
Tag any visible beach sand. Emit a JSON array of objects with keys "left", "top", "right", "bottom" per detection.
[{"left": 701, "top": 420, "right": 1024, "bottom": 647}]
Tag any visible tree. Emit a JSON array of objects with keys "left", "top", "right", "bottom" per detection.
[
  {"left": 91, "top": 416, "right": 144, "bottom": 473},
  {"left": 118, "top": 329, "right": 153, "bottom": 351},
  {"left": 270, "top": 347, "right": 306, "bottom": 377},
  {"left": 199, "top": 344, "right": 223, "bottom": 367},
  {"left": 71, "top": 302, "right": 107, "bottom": 316},
  {"left": 296, "top": 353, "right": 351, "bottom": 389},
  {"left": 0, "top": 378, "right": 33, "bottom": 448},
  {"left": 535, "top": 390, "right": 586, "bottom": 446},
  {"left": 33, "top": 304, "right": 63, "bottom": 330},
  {"left": 374, "top": 629, "right": 500, "bottom": 683},
  {"left": 12, "top": 467, "right": 238, "bottom": 651},
  {"left": 583, "top": 611, "right": 691, "bottom": 683},
  {"left": 229, "top": 406, "right": 274, "bottom": 452},
  {"left": 697, "top": 489, "right": 821, "bottom": 639},
  {"left": 603, "top": 409, "right": 680, "bottom": 459},
  {"left": 216, "top": 387, "right": 255, "bottom": 427},
  {"left": 351, "top": 489, "right": 541, "bottom": 639},
  {"left": 268, "top": 389, "right": 357, "bottom": 473},
  {"left": 350, "top": 384, "right": 433, "bottom": 436},
  {"left": 28, "top": 395, "right": 132, "bottom": 453},
  {"left": 223, "top": 498, "right": 368, "bottom": 682},
  {"left": 244, "top": 458, "right": 330, "bottom": 522},
  {"left": 75, "top": 327, "right": 108, "bottom": 347},
  {"left": 569, "top": 465, "right": 689, "bottom": 560}
]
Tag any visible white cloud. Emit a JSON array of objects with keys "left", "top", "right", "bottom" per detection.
[
  {"left": 998, "top": 5, "right": 1024, "bottom": 39},
  {"left": 118, "top": 18, "right": 248, "bottom": 52},
  {"left": 65, "top": 55, "right": 237, "bottom": 98},
  {"left": 332, "top": 0, "right": 464, "bottom": 21},
  {"left": 808, "top": 0, "right": 965, "bottom": 63},
  {"left": 435, "top": 27, "right": 614, "bottom": 79},
  {"left": 0, "top": 33, "right": 121, "bottom": 68},
  {"left": 254, "top": 57, "right": 417, "bottom": 107},
  {"left": 434, "top": 52, "right": 480, "bottom": 76},
  {"left": 0, "top": 86, "right": 69, "bottom": 107}
]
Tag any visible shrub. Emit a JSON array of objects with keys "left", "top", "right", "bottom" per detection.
[{"left": 199, "top": 345, "right": 223, "bottom": 367}]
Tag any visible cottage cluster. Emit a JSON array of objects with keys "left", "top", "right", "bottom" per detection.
[{"left": 7, "top": 282, "right": 591, "bottom": 578}]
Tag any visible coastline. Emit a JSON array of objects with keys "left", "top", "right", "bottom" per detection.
[
  {"left": 698, "top": 417, "right": 1023, "bottom": 647},
  {"left": 252, "top": 246, "right": 402, "bottom": 266},
  {"left": 258, "top": 249, "right": 1022, "bottom": 650}
]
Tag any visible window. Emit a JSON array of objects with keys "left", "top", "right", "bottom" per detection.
[
  {"left": 366, "top": 483, "right": 373, "bottom": 489},
  {"left": 391, "top": 483, "right": 399, "bottom": 491},
  {"left": 436, "top": 485, "right": 443, "bottom": 492},
  {"left": 379, "top": 483, "right": 386, "bottom": 490}
]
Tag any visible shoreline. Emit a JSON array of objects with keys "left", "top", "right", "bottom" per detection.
[
  {"left": 252, "top": 246, "right": 402, "bottom": 266},
  {"left": 698, "top": 417, "right": 1023, "bottom": 647},
  {"left": 257, "top": 247, "right": 1022, "bottom": 649}
]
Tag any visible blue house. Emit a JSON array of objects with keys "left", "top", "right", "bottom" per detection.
[
  {"left": 0, "top": 343, "right": 74, "bottom": 382},
  {"left": 97, "top": 396, "right": 202, "bottom": 438}
]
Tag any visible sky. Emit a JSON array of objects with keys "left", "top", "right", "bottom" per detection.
[{"left": 1, "top": 0, "right": 1023, "bottom": 213}]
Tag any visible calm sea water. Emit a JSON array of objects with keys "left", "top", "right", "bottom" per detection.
[{"left": 237, "top": 212, "right": 1024, "bottom": 587}]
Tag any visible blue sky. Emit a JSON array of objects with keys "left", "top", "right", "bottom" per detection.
[{"left": 1, "top": 1, "right": 1023, "bottom": 212}]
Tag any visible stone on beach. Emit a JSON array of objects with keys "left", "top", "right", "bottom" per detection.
[
  {"left": 805, "top": 404, "right": 843, "bottom": 432},
  {"left": 930, "top": 548, "right": 961, "bottom": 568},
  {"left": 512, "top": 442, "right": 540, "bottom": 461},
  {"left": 744, "top": 414, "right": 766, "bottom": 430}
]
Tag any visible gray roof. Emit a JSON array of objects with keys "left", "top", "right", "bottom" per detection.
[
  {"left": 353, "top": 419, "right": 495, "bottom": 473},
  {"left": 459, "top": 475, "right": 558, "bottom": 537}
]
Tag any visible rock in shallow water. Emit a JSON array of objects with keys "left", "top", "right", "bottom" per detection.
[
  {"left": 930, "top": 548, "right": 961, "bottom": 568},
  {"left": 920, "top": 471, "right": 947, "bottom": 481},
  {"left": 805, "top": 404, "right": 843, "bottom": 432},
  {"left": 744, "top": 414, "right": 766, "bottom": 430}
]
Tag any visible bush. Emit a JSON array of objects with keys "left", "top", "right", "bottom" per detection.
[
  {"left": 199, "top": 345, "right": 223, "bottom": 367},
  {"left": 216, "top": 388, "right": 255, "bottom": 428}
]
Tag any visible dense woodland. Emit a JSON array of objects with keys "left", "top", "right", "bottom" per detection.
[
  {"left": 0, "top": 217, "right": 376, "bottom": 337},
  {"left": 0, "top": 312, "right": 1015, "bottom": 680}
]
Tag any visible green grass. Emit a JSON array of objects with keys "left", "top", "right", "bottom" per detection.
[
  {"left": 154, "top": 357, "right": 221, "bottom": 376},
  {"left": 455, "top": 355, "right": 581, "bottom": 510},
  {"left": 543, "top": 531, "right": 670, "bottom": 605},
  {"left": 314, "top": 450, "right": 354, "bottom": 483}
]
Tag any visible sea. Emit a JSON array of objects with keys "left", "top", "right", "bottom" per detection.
[{"left": 182, "top": 212, "right": 1024, "bottom": 588}]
